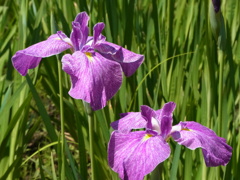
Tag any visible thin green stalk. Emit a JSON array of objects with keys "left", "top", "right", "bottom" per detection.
[
  {"left": 216, "top": 47, "right": 224, "bottom": 179},
  {"left": 88, "top": 113, "right": 95, "bottom": 180},
  {"left": 217, "top": 13, "right": 226, "bottom": 138},
  {"left": 170, "top": 144, "right": 181, "bottom": 180},
  {"left": 50, "top": 11, "right": 66, "bottom": 179},
  {"left": 58, "top": 59, "right": 65, "bottom": 179},
  {"left": 83, "top": 101, "right": 95, "bottom": 180},
  {"left": 215, "top": 6, "right": 226, "bottom": 177},
  {"left": 217, "top": 49, "right": 224, "bottom": 136},
  {"left": 209, "top": 0, "right": 226, "bottom": 137}
]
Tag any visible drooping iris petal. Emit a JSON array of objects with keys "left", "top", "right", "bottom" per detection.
[
  {"left": 94, "top": 41, "right": 144, "bottom": 77},
  {"left": 111, "top": 112, "right": 146, "bottom": 133},
  {"left": 172, "top": 121, "right": 232, "bottom": 166},
  {"left": 62, "top": 51, "right": 122, "bottom": 110},
  {"left": 12, "top": 33, "right": 72, "bottom": 76},
  {"left": 70, "top": 12, "right": 89, "bottom": 50},
  {"left": 108, "top": 131, "right": 171, "bottom": 180}
]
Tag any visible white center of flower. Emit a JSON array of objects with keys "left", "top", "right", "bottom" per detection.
[{"left": 170, "top": 124, "right": 182, "bottom": 134}]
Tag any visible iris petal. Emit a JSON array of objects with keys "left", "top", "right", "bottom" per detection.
[
  {"left": 155, "top": 102, "right": 176, "bottom": 119},
  {"left": 12, "top": 33, "right": 71, "bottom": 76},
  {"left": 111, "top": 112, "right": 146, "bottom": 133},
  {"left": 62, "top": 51, "right": 123, "bottom": 110},
  {"left": 93, "top": 22, "right": 106, "bottom": 45},
  {"left": 70, "top": 12, "right": 89, "bottom": 50},
  {"left": 94, "top": 41, "right": 144, "bottom": 77},
  {"left": 141, "top": 105, "right": 157, "bottom": 131},
  {"left": 140, "top": 104, "right": 174, "bottom": 136},
  {"left": 172, "top": 121, "right": 232, "bottom": 166},
  {"left": 160, "top": 116, "right": 173, "bottom": 139},
  {"left": 108, "top": 131, "right": 170, "bottom": 180}
]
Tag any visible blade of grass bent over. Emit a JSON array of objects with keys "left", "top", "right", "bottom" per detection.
[{"left": 128, "top": 52, "right": 194, "bottom": 111}]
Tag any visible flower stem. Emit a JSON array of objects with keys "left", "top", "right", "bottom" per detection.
[
  {"left": 88, "top": 113, "right": 95, "bottom": 180},
  {"left": 217, "top": 13, "right": 226, "bottom": 137},
  {"left": 83, "top": 102, "right": 95, "bottom": 180},
  {"left": 58, "top": 58, "right": 65, "bottom": 179},
  {"left": 218, "top": 49, "right": 223, "bottom": 136}
]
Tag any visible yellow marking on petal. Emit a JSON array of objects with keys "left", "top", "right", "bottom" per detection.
[
  {"left": 182, "top": 128, "right": 191, "bottom": 131},
  {"left": 142, "top": 134, "right": 153, "bottom": 141},
  {"left": 85, "top": 52, "right": 94, "bottom": 61}
]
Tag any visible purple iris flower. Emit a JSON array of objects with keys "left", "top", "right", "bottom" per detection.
[
  {"left": 12, "top": 12, "right": 144, "bottom": 110},
  {"left": 108, "top": 102, "right": 232, "bottom": 180}
]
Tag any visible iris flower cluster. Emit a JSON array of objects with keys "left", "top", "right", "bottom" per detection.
[
  {"left": 108, "top": 102, "right": 232, "bottom": 180},
  {"left": 12, "top": 12, "right": 144, "bottom": 110},
  {"left": 12, "top": 11, "right": 232, "bottom": 180}
]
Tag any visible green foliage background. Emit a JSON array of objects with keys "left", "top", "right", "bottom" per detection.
[{"left": 0, "top": 0, "right": 239, "bottom": 179}]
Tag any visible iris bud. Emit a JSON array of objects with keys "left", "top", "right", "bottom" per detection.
[{"left": 212, "top": 0, "right": 221, "bottom": 13}]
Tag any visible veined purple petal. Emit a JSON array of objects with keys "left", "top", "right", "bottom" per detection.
[
  {"left": 12, "top": 33, "right": 72, "bottom": 76},
  {"left": 74, "top": 12, "right": 89, "bottom": 26},
  {"left": 140, "top": 103, "right": 175, "bottom": 137},
  {"left": 111, "top": 112, "right": 146, "bottom": 133},
  {"left": 93, "top": 22, "right": 106, "bottom": 45},
  {"left": 156, "top": 102, "right": 176, "bottom": 138},
  {"left": 94, "top": 41, "right": 144, "bottom": 77},
  {"left": 57, "top": 31, "right": 72, "bottom": 45},
  {"left": 172, "top": 121, "right": 232, "bottom": 166},
  {"left": 70, "top": 12, "right": 89, "bottom": 50},
  {"left": 141, "top": 105, "right": 158, "bottom": 131},
  {"left": 70, "top": 22, "right": 82, "bottom": 51},
  {"left": 108, "top": 131, "right": 170, "bottom": 180},
  {"left": 62, "top": 51, "right": 122, "bottom": 110},
  {"left": 156, "top": 102, "right": 176, "bottom": 119},
  {"left": 12, "top": 55, "right": 42, "bottom": 76},
  {"left": 160, "top": 116, "right": 173, "bottom": 139}
]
